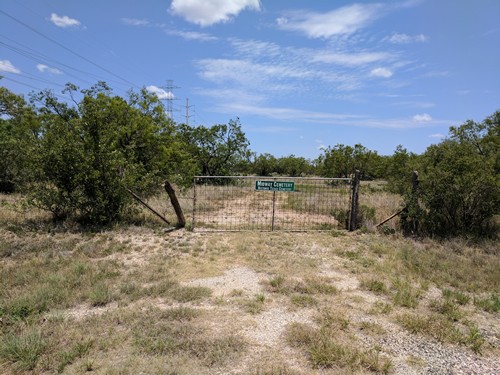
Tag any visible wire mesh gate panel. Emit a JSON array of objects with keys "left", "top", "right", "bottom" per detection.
[{"left": 193, "top": 176, "right": 352, "bottom": 231}]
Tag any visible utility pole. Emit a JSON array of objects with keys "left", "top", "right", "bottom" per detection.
[{"left": 185, "top": 98, "right": 194, "bottom": 126}]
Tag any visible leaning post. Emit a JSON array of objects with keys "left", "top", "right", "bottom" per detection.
[{"left": 164, "top": 180, "right": 186, "bottom": 228}]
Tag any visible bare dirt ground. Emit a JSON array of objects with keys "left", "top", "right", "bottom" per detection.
[{"left": 33, "top": 228, "right": 498, "bottom": 375}]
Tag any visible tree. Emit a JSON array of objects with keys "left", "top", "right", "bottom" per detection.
[
  {"left": 27, "top": 82, "right": 173, "bottom": 223},
  {"left": 0, "top": 87, "right": 40, "bottom": 192},
  {"left": 385, "top": 145, "right": 419, "bottom": 195},
  {"left": 276, "top": 155, "right": 313, "bottom": 177},
  {"left": 407, "top": 111, "right": 499, "bottom": 237},
  {"left": 317, "top": 143, "right": 379, "bottom": 179},
  {"left": 178, "top": 118, "right": 250, "bottom": 177},
  {"left": 252, "top": 153, "right": 278, "bottom": 176}
]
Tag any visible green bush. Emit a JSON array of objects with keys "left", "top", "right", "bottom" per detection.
[
  {"left": 26, "top": 83, "right": 173, "bottom": 224},
  {"left": 403, "top": 111, "right": 499, "bottom": 238}
]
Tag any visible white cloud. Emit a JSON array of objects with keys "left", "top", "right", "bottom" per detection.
[
  {"left": 122, "top": 18, "right": 150, "bottom": 26},
  {"left": 37, "top": 64, "right": 63, "bottom": 75},
  {"left": 166, "top": 30, "right": 217, "bottom": 41},
  {"left": 0, "top": 59, "right": 21, "bottom": 74},
  {"left": 216, "top": 102, "right": 451, "bottom": 129},
  {"left": 387, "top": 33, "right": 427, "bottom": 44},
  {"left": 146, "top": 85, "right": 174, "bottom": 99},
  {"left": 221, "top": 102, "right": 364, "bottom": 122},
  {"left": 169, "top": 0, "right": 260, "bottom": 26},
  {"left": 197, "top": 58, "right": 316, "bottom": 90},
  {"left": 429, "top": 133, "right": 445, "bottom": 139},
  {"left": 312, "top": 52, "right": 390, "bottom": 66},
  {"left": 276, "top": 3, "right": 383, "bottom": 39},
  {"left": 413, "top": 113, "right": 432, "bottom": 122},
  {"left": 370, "top": 67, "right": 393, "bottom": 78},
  {"left": 50, "top": 13, "right": 81, "bottom": 28}
]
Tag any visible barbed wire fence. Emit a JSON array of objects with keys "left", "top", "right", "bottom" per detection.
[{"left": 192, "top": 176, "right": 354, "bottom": 231}]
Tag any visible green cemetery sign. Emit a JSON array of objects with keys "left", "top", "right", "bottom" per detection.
[{"left": 255, "top": 180, "right": 295, "bottom": 192}]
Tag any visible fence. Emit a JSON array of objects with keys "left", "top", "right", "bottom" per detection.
[{"left": 192, "top": 176, "right": 353, "bottom": 231}]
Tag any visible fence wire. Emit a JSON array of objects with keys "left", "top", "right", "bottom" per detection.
[{"left": 193, "top": 176, "right": 352, "bottom": 231}]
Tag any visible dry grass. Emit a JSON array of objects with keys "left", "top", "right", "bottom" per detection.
[{"left": 0, "top": 192, "right": 499, "bottom": 374}]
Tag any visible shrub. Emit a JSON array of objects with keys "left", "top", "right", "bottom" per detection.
[{"left": 403, "top": 111, "right": 499, "bottom": 238}]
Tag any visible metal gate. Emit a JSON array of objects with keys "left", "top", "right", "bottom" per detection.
[{"left": 193, "top": 176, "right": 352, "bottom": 231}]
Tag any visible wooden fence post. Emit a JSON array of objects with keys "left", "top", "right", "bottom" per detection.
[
  {"left": 164, "top": 180, "right": 186, "bottom": 228},
  {"left": 349, "top": 170, "right": 361, "bottom": 231}
]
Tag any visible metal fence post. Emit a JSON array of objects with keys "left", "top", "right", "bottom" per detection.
[
  {"left": 349, "top": 170, "right": 361, "bottom": 231},
  {"left": 192, "top": 177, "right": 197, "bottom": 230}
]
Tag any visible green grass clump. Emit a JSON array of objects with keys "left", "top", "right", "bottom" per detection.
[
  {"left": 397, "top": 313, "right": 463, "bottom": 344},
  {"left": 290, "top": 294, "right": 317, "bottom": 307},
  {"left": 392, "top": 279, "right": 422, "bottom": 308},
  {"left": 429, "top": 299, "right": 464, "bottom": 322},
  {"left": 0, "top": 329, "right": 45, "bottom": 372},
  {"left": 89, "top": 282, "right": 114, "bottom": 306},
  {"left": 134, "top": 308, "right": 245, "bottom": 367},
  {"left": 170, "top": 286, "right": 212, "bottom": 303},
  {"left": 285, "top": 323, "right": 391, "bottom": 373},
  {"left": 57, "top": 339, "right": 94, "bottom": 373},
  {"left": 474, "top": 293, "right": 500, "bottom": 313},
  {"left": 244, "top": 294, "right": 266, "bottom": 315},
  {"left": 159, "top": 306, "right": 200, "bottom": 321},
  {"left": 442, "top": 289, "right": 470, "bottom": 305},
  {"left": 361, "top": 278, "right": 387, "bottom": 295}
]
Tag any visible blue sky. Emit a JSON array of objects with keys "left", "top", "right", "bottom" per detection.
[{"left": 1, "top": 0, "right": 499, "bottom": 158}]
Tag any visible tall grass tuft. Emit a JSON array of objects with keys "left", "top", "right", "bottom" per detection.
[{"left": 0, "top": 329, "right": 45, "bottom": 371}]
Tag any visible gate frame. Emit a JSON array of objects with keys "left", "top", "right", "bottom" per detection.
[{"left": 192, "top": 175, "right": 356, "bottom": 232}]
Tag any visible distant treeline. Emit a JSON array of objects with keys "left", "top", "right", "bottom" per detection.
[{"left": 1, "top": 82, "right": 498, "bottom": 236}]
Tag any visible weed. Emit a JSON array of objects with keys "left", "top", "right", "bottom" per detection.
[
  {"left": 285, "top": 323, "right": 315, "bottom": 348},
  {"left": 429, "top": 299, "right": 464, "bottom": 321},
  {"left": 229, "top": 289, "right": 244, "bottom": 297},
  {"left": 170, "top": 286, "right": 212, "bottom": 303},
  {"left": 244, "top": 294, "right": 266, "bottom": 315},
  {"left": 89, "top": 282, "right": 113, "bottom": 306},
  {"left": 57, "top": 339, "right": 94, "bottom": 373},
  {"left": 0, "top": 328, "right": 45, "bottom": 371},
  {"left": 369, "top": 301, "right": 393, "bottom": 315},
  {"left": 465, "top": 323, "right": 485, "bottom": 354},
  {"left": 361, "top": 278, "right": 387, "bottom": 295},
  {"left": 160, "top": 307, "right": 200, "bottom": 321},
  {"left": 359, "top": 321, "right": 386, "bottom": 335},
  {"left": 290, "top": 294, "right": 317, "bottom": 307},
  {"left": 83, "top": 358, "right": 95, "bottom": 371},
  {"left": 191, "top": 335, "right": 245, "bottom": 366},
  {"left": 442, "top": 289, "right": 470, "bottom": 305},
  {"left": 397, "top": 313, "right": 463, "bottom": 344},
  {"left": 474, "top": 293, "right": 500, "bottom": 313},
  {"left": 269, "top": 275, "right": 286, "bottom": 291},
  {"left": 300, "top": 277, "right": 338, "bottom": 295},
  {"left": 306, "top": 330, "right": 391, "bottom": 372},
  {"left": 249, "top": 364, "right": 302, "bottom": 375},
  {"left": 392, "top": 279, "right": 421, "bottom": 308},
  {"left": 145, "top": 279, "right": 178, "bottom": 297},
  {"left": 315, "top": 308, "right": 350, "bottom": 331}
]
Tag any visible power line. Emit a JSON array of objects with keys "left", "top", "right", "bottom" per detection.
[
  {"left": 1, "top": 76, "right": 70, "bottom": 100},
  {"left": 0, "top": 37, "right": 126, "bottom": 88},
  {"left": 15, "top": 0, "right": 155, "bottom": 87},
  {"left": 0, "top": 9, "right": 140, "bottom": 90}
]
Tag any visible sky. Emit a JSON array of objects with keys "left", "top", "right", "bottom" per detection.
[{"left": 1, "top": 0, "right": 499, "bottom": 159}]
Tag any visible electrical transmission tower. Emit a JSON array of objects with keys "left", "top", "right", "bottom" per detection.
[
  {"left": 161, "top": 80, "right": 179, "bottom": 120},
  {"left": 184, "top": 98, "right": 194, "bottom": 126}
]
